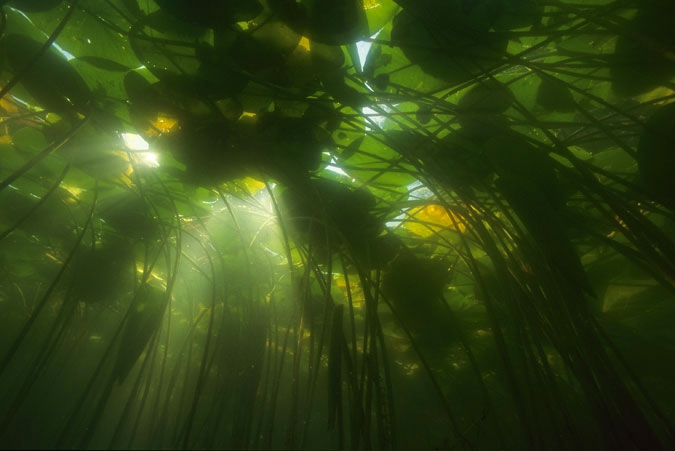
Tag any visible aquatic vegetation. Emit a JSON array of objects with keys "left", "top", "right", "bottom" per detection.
[{"left": 1, "top": 0, "right": 674, "bottom": 449}]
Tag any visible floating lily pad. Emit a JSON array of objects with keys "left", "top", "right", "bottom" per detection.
[
  {"left": 637, "top": 102, "right": 675, "bottom": 207},
  {"left": 391, "top": 9, "right": 507, "bottom": 85},
  {"left": 2, "top": 33, "right": 92, "bottom": 116},
  {"left": 536, "top": 76, "right": 576, "bottom": 112}
]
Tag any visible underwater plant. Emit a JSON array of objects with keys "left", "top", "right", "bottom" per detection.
[{"left": 0, "top": 0, "right": 674, "bottom": 449}]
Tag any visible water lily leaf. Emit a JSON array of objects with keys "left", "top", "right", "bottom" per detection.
[
  {"left": 458, "top": 80, "right": 514, "bottom": 114},
  {"left": 8, "top": 0, "right": 62, "bottom": 12},
  {"left": 308, "top": 40, "right": 345, "bottom": 74},
  {"left": 128, "top": 11, "right": 203, "bottom": 81},
  {"left": 71, "top": 240, "right": 135, "bottom": 305},
  {"left": 252, "top": 114, "right": 333, "bottom": 182},
  {"left": 154, "top": 0, "right": 263, "bottom": 27},
  {"left": 11, "top": 126, "right": 49, "bottom": 152},
  {"left": 362, "top": 43, "right": 390, "bottom": 78},
  {"left": 76, "top": 56, "right": 132, "bottom": 72},
  {"left": 55, "top": 7, "right": 141, "bottom": 73},
  {"left": 229, "top": 32, "right": 286, "bottom": 74},
  {"left": 304, "top": 0, "right": 369, "bottom": 45},
  {"left": 120, "top": 0, "right": 144, "bottom": 18},
  {"left": 2, "top": 33, "right": 93, "bottom": 115},
  {"left": 363, "top": 0, "right": 399, "bottom": 35},
  {"left": 404, "top": 204, "right": 467, "bottom": 237},
  {"left": 496, "top": 174, "right": 594, "bottom": 296},
  {"left": 536, "top": 77, "right": 576, "bottom": 112},
  {"left": 98, "top": 190, "right": 159, "bottom": 240},
  {"left": 124, "top": 70, "right": 154, "bottom": 103},
  {"left": 125, "top": 71, "right": 224, "bottom": 139},
  {"left": 483, "top": 132, "right": 565, "bottom": 209},
  {"left": 391, "top": 9, "right": 507, "bottom": 85},
  {"left": 340, "top": 135, "right": 365, "bottom": 160},
  {"left": 415, "top": 106, "right": 433, "bottom": 124},
  {"left": 280, "top": 178, "right": 381, "bottom": 262},
  {"left": 637, "top": 102, "right": 675, "bottom": 208},
  {"left": 610, "top": 2, "right": 675, "bottom": 97},
  {"left": 382, "top": 249, "right": 450, "bottom": 336},
  {"left": 270, "top": 0, "right": 369, "bottom": 46},
  {"left": 250, "top": 19, "right": 301, "bottom": 56},
  {"left": 435, "top": 131, "right": 494, "bottom": 190},
  {"left": 492, "top": 0, "right": 542, "bottom": 31}
]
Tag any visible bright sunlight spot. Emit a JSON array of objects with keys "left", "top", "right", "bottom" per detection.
[
  {"left": 120, "top": 133, "right": 160, "bottom": 167},
  {"left": 139, "top": 152, "right": 160, "bottom": 168},
  {"left": 356, "top": 28, "right": 381, "bottom": 72},
  {"left": 356, "top": 40, "right": 371, "bottom": 72},
  {"left": 121, "top": 133, "right": 149, "bottom": 150},
  {"left": 298, "top": 36, "right": 311, "bottom": 51},
  {"left": 362, "top": 106, "right": 387, "bottom": 129},
  {"left": 324, "top": 154, "right": 352, "bottom": 178},
  {"left": 386, "top": 180, "right": 431, "bottom": 228}
]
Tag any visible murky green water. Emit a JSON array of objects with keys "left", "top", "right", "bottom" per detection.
[{"left": 1, "top": 0, "right": 674, "bottom": 449}]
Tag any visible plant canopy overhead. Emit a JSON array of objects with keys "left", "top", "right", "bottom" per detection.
[{"left": 1, "top": 0, "right": 675, "bottom": 449}]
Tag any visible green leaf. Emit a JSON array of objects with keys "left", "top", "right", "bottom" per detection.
[
  {"left": 483, "top": 132, "right": 565, "bottom": 208},
  {"left": 8, "top": 0, "right": 63, "bottom": 12},
  {"left": 496, "top": 174, "right": 594, "bottom": 296},
  {"left": 97, "top": 190, "right": 159, "bottom": 240},
  {"left": 304, "top": 0, "right": 369, "bottom": 45},
  {"left": 71, "top": 240, "right": 135, "bottom": 305},
  {"left": 610, "top": 2, "right": 675, "bottom": 97},
  {"left": 364, "top": 0, "right": 399, "bottom": 35},
  {"left": 154, "top": 0, "right": 263, "bottom": 27},
  {"left": 75, "top": 56, "right": 132, "bottom": 72},
  {"left": 11, "top": 126, "right": 49, "bottom": 152},
  {"left": 2, "top": 33, "right": 93, "bottom": 115},
  {"left": 492, "top": 0, "right": 541, "bottom": 31},
  {"left": 382, "top": 249, "right": 451, "bottom": 344},
  {"left": 458, "top": 80, "right": 514, "bottom": 114},
  {"left": 536, "top": 77, "right": 576, "bottom": 112},
  {"left": 127, "top": 11, "right": 203, "bottom": 81},
  {"left": 390, "top": 9, "right": 507, "bottom": 84},
  {"left": 55, "top": 8, "right": 142, "bottom": 75},
  {"left": 340, "top": 135, "right": 365, "bottom": 160},
  {"left": 637, "top": 102, "right": 675, "bottom": 208}
]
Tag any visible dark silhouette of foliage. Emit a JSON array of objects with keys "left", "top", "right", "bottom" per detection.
[{"left": 0, "top": 0, "right": 674, "bottom": 450}]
